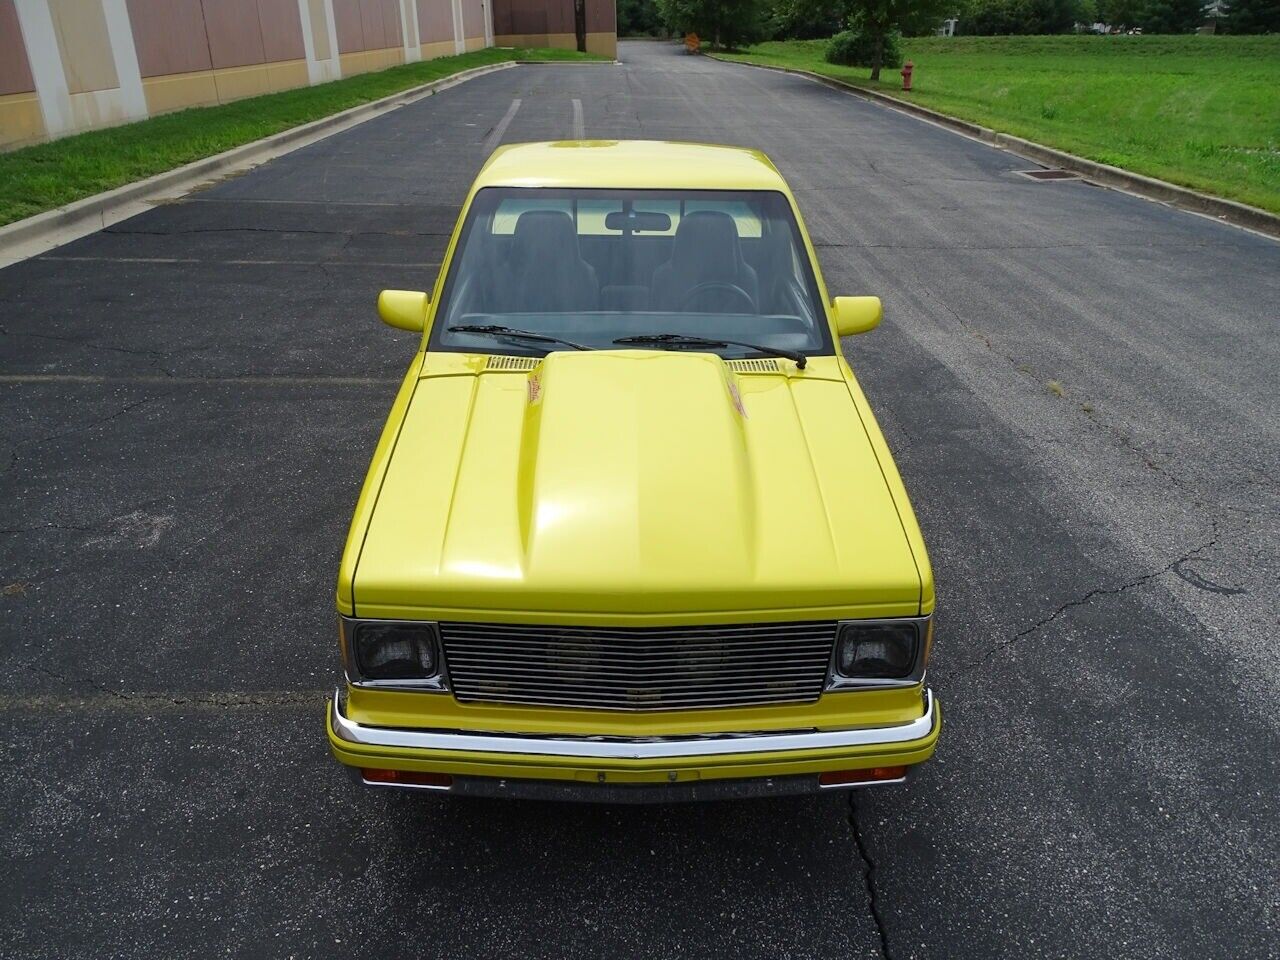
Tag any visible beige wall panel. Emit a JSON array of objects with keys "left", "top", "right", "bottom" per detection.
[
  {"left": 338, "top": 50, "right": 370, "bottom": 74},
  {"left": 382, "top": 0, "right": 404, "bottom": 44},
  {"left": 415, "top": 0, "right": 453, "bottom": 43},
  {"left": 585, "top": 0, "right": 614, "bottom": 33},
  {"left": 265, "top": 58, "right": 309, "bottom": 91},
  {"left": 127, "top": 0, "right": 213, "bottom": 78},
  {"left": 358, "top": 0, "right": 385, "bottom": 46},
  {"left": 494, "top": 32, "right": 574, "bottom": 49},
  {"left": 0, "top": 91, "right": 45, "bottom": 148},
  {"left": 419, "top": 39, "right": 454, "bottom": 59},
  {"left": 307, "top": 0, "right": 333, "bottom": 59},
  {"left": 49, "top": 0, "right": 120, "bottom": 94},
  {"left": 333, "top": 0, "right": 365, "bottom": 52},
  {"left": 204, "top": 0, "right": 267, "bottom": 69},
  {"left": 0, "top": 0, "right": 36, "bottom": 95},
  {"left": 585, "top": 31, "right": 615, "bottom": 58},
  {"left": 141, "top": 71, "right": 220, "bottom": 114},
  {"left": 463, "top": 35, "right": 483, "bottom": 50},
  {"left": 503, "top": 2, "right": 571, "bottom": 35},
  {"left": 460, "top": 0, "right": 484, "bottom": 39},
  {"left": 259, "top": 0, "right": 306, "bottom": 62},
  {"left": 211, "top": 62, "right": 272, "bottom": 101}
]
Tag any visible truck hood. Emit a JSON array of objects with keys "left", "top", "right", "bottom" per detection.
[{"left": 353, "top": 351, "right": 922, "bottom": 618}]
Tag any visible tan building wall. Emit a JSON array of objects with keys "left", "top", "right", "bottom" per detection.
[
  {"left": 491, "top": 0, "right": 614, "bottom": 58},
  {"left": 1, "top": 0, "right": 617, "bottom": 151},
  {"left": 333, "top": 0, "right": 405, "bottom": 75},
  {"left": 415, "top": 0, "right": 456, "bottom": 58},
  {"left": 0, "top": 0, "right": 45, "bottom": 146},
  {"left": 127, "top": 0, "right": 309, "bottom": 116}
]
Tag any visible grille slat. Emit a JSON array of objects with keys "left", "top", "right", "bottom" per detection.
[
  {"left": 448, "top": 660, "right": 829, "bottom": 670},
  {"left": 440, "top": 620, "right": 837, "bottom": 711}
]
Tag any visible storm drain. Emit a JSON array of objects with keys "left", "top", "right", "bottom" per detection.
[{"left": 1015, "top": 168, "right": 1081, "bottom": 182}]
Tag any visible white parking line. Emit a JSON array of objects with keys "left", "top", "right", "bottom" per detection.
[
  {"left": 483, "top": 98, "right": 522, "bottom": 155},
  {"left": 572, "top": 98, "right": 585, "bottom": 139}
]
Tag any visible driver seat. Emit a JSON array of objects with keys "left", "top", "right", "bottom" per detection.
[
  {"left": 650, "top": 211, "right": 758, "bottom": 313},
  {"left": 500, "top": 210, "right": 599, "bottom": 313}
]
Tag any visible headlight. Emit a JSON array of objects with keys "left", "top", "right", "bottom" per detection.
[
  {"left": 833, "top": 620, "right": 922, "bottom": 681},
  {"left": 352, "top": 622, "right": 440, "bottom": 681}
]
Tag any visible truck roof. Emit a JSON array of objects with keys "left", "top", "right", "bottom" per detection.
[{"left": 474, "top": 140, "right": 790, "bottom": 193}]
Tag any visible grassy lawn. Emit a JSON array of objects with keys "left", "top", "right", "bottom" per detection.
[
  {"left": 719, "top": 36, "right": 1280, "bottom": 215},
  {"left": 0, "top": 47, "right": 604, "bottom": 227}
]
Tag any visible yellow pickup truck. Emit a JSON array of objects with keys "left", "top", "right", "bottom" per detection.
[{"left": 326, "top": 140, "right": 940, "bottom": 802}]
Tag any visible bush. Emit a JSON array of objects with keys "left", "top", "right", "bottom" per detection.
[{"left": 825, "top": 28, "right": 904, "bottom": 68}]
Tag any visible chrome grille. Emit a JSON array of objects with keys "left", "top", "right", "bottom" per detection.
[{"left": 439, "top": 621, "right": 837, "bottom": 711}]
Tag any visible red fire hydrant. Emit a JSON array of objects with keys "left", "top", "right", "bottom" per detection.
[{"left": 901, "top": 61, "right": 914, "bottom": 91}]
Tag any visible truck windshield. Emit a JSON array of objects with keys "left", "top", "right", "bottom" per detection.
[{"left": 429, "top": 187, "right": 831, "bottom": 361}]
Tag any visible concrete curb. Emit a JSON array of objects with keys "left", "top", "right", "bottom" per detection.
[
  {"left": 0, "top": 60, "right": 522, "bottom": 268},
  {"left": 708, "top": 55, "right": 1280, "bottom": 240}
]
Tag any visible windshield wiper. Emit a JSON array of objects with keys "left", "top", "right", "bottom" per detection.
[
  {"left": 613, "top": 333, "right": 806, "bottom": 369},
  {"left": 448, "top": 324, "right": 591, "bottom": 352}
]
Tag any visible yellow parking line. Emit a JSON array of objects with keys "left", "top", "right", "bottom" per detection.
[
  {"left": 0, "top": 690, "right": 326, "bottom": 712},
  {"left": 0, "top": 375, "right": 399, "bottom": 385}
]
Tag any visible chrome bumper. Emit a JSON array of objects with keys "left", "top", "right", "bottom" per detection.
[
  {"left": 331, "top": 688, "right": 937, "bottom": 802},
  {"left": 331, "top": 688, "right": 935, "bottom": 759}
]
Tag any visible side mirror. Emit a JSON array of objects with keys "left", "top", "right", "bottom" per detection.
[
  {"left": 377, "top": 289, "right": 429, "bottom": 332},
  {"left": 832, "top": 296, "right": 882, "bottom": 337}
]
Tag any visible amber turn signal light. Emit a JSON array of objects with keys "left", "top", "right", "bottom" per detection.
[
  {"left": 819, "top": 766, "right": 907, "bottom": 786},
  {"left": 361, "top": 768, "right": 453, "bottom": 788}
]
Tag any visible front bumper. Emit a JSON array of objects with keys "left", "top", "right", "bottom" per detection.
[{"left": 328, "top": 687, "right": 940, "bottom": 803}]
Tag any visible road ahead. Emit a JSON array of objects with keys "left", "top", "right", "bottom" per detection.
[{"left": 2, "top": 41, "right": 1277, "bottom": 960}]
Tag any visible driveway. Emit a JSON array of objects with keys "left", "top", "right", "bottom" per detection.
[{"left": 2, "top": 40, "right": 1276, "bottom": 959}]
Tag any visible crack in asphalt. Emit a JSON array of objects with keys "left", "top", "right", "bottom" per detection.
[
  {"left": 919, "top": 289, "right": 1210, "bottom": 494},
  {"left": 849, "top": 794, "right": 893, "bottom": 959},
  {"left": 969, "top": 533, "right": 1223, "bottom": 668},
  {"left": 0, "top": 392, "right": 173, "bottom": 476},
  {"left": 0, "top": 324, "right": 177, "bottom": 376}
]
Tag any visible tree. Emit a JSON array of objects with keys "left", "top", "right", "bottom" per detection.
[
  {"left": 656, "top": 0, "right": 769, "bottom": 47},
  {"left": 959, "top": 0, "right": 1083, "bottom": 33},
  {"left": 783, "top": 0, "right": 952, "bottom": 78},
  {"left": 846, "top": 0, "right": 955, "bottom": 78},
  {"left": 619, "top": 0, "right": 667, "bottom": 35},
  {"left": 768, "top": 0, "right": 846, "bottom": 38},
  {"left": 1222, "top": 0, "right": 1280, "bottom": 32},
  {"left": 1135, "top": 0, "right": 1205, "bottom": 31},
  {"left": 1097, "top": 0, "right": 1146, "bottom": 27}
]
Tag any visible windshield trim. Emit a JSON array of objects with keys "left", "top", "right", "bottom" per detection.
[{"left": 426, "top": 186, "right": 834, "bottom": 362}]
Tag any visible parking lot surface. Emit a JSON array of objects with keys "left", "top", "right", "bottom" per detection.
[{"left": 2, "top": 41, "right": 1277, "bottom": 960}]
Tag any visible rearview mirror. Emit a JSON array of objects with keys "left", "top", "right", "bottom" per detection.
[
  {"left": 832, "top": 296, "right": 882, "bottom": 337},
  {"left": 604, "top": 210, "right": 672, "bottom": 233},
  {"left": 378, "top": 289, "right": 429, "bottom": 332}
]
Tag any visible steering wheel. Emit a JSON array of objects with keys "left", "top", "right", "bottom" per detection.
[{"left": 679, "top": 281, "right": 755, "bottom": 313}]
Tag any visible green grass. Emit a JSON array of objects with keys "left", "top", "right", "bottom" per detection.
[
  {"left": 719, "top": 35, "right": 1280, "bottom": 215},
  {"left": 0, "top": 47, "right": 605, "bottom": 227}
]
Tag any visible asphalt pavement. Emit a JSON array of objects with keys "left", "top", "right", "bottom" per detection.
[{"left": 2, "top": 41, "right": 1277, "bottom": 960}]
